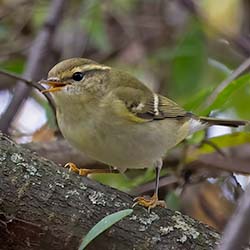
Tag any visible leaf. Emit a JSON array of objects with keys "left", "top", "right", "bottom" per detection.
[
  {"left": 226, "top": 84, "right": 250, "bottom": 119},
  {"left": 183, "top": 87, "right": 213, "bottom": 112},
  {"left": 93, "top": 168, "right": 156, "bottom": 192},
  {"left": 187, "top": 132, "right": 250, "bottom": 162},
  {"left": 81, "top": 1, "right": 111, "bottom": 52},
  {"left": 166, "top": 191, "right": 181, "bottom": 211},
  {"left": 170, "top": 19, "right": 206, "bottom": 98},
  {"left": 198, "top": 0, "right": 241, "bottom": 37},
  {"left": 0, "top": 58, "right": 25, "bottom": 74},
  {"left": 183, "top": 58, "right": 232, "bottom": 113},
  {"left": 201, "top": 74, "right": 250, "bottom": 115},
  {"left": 78, "top": 209, "right": 133, "bottom": 250},
  {"left": 32, "top": 1, "right": 49, "bottom": 28}
]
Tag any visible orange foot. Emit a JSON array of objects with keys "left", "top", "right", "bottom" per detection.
[
  {"left": 132, "top": 193, "right": 166, "bottom": 212},
  {"left": 64, "top": 162, "right": 119, "bottom": 176},
  {"left": 64, "top": 162, "right": 92, "bottom": 176}
]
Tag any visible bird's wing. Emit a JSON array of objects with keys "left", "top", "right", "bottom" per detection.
[{"left": 108, "top": 87, "right": 188, "bottom": 123}]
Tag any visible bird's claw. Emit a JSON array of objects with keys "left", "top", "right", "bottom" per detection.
[
  {"left": 132, "top": 193, "right": 166, "bottom": 212},
  {"left": 64, "top": 162, "right": 90, "bottom": 176}
]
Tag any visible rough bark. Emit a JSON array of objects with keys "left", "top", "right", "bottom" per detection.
[{"left": 0, "top": 133, "right": 220, "bottom": 250}]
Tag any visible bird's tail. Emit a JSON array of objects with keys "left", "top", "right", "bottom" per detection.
[{"left": 199, "top": 116, "right": 249, "bottom": 127}]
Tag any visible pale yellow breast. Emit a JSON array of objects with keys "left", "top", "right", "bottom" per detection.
[{"left": 57, "top": 105, "right": 190, "bottom": 172}]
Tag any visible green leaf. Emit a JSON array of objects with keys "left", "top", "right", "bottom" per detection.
[
  {"left": 0, "top": 58, "right": 25, "bottom": 74},
  {"left": 183, "top": 59, "right": 233, "bottom": 113},
  {"left": 81, "top": 1, "right": 111, "bottom": 52},
  {"left": 32, "top": 2, "right": 49, "bottom": 28},
  {"left": 170, "top": 19, "right": 206, "bottom": 98},
  {"left": 183, "top": 87, "right": 213, "bottom": 112},
  {"left": 226, "top": 84, "right": 250, "bottom": 119},
  {"left": 201, "top": 74, "right": 250, "bottom": 115},
  {"left": 93, "top": 168, "right": 156, "bottom": 192},
  {"left": 203, "top": 132, "right": 250, "bottom": 152},
  {"left": 166, "top": 191, "right": 181, "bottom": 211},
  {"left": 78, "top": 209, "right": 133, "bottom": 250},
  {"left": 187, "top": 132, "right": 250, "bottom": 162}
]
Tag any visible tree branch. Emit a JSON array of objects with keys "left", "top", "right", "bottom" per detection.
[
  {"left": 0, "top": 0, "right": 66, "bottom": 133},
  {"left": 0, "top": 69, "right": 56, "bottom": 116},
  {"left": 0, "top": 133, "right": 220, "bottom": 250}
]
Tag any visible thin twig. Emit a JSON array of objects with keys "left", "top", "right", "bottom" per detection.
[
  {"left": 216, "top": 183, "right": 250, "bottom": 250},
  {"left": 0, "top": 69, "right": 56, "bottom": 116},
  {"left": 202, "top": 57, "right": 250, "bottom": 109},
  {"left": 199, "top": 139, "right": 226, "bottom": 158},
  {"left": 0, "top": 0, "right": 66, "bottom": 134},
  {"left": 0, "top": 69, "right": 33, "bottom": 86}
]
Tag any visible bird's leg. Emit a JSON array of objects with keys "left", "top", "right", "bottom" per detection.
[
  {"left": 64, "top": 162, "right": 119, "bottom": 177},
  {"left": 133, "top": 160, "right": 166, "bottom": 211}
]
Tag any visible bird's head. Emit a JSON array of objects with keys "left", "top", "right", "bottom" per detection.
[{"left": 40, "top": 58, "right": 111, "bottom": 104}]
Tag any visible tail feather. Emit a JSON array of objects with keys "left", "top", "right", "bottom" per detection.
[{"left": 199, "top": 116, "right": 249, "bottom": 127}]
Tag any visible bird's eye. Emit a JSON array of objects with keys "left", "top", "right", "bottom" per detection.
[{"left": 72, "top": 72, "right": 84, "bottom": 81}]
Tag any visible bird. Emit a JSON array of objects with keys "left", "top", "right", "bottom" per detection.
[{"left": 40, "top": 58, "right": 248, "bottom": 210}]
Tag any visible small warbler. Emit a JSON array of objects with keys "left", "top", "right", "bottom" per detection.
[{"left": 40, "top": 58, "right": 248, "bottom": 209}]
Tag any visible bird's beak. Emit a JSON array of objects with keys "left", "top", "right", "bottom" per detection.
[{"left": 39, "top": 78, "right": 68, "bottom": 93}]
